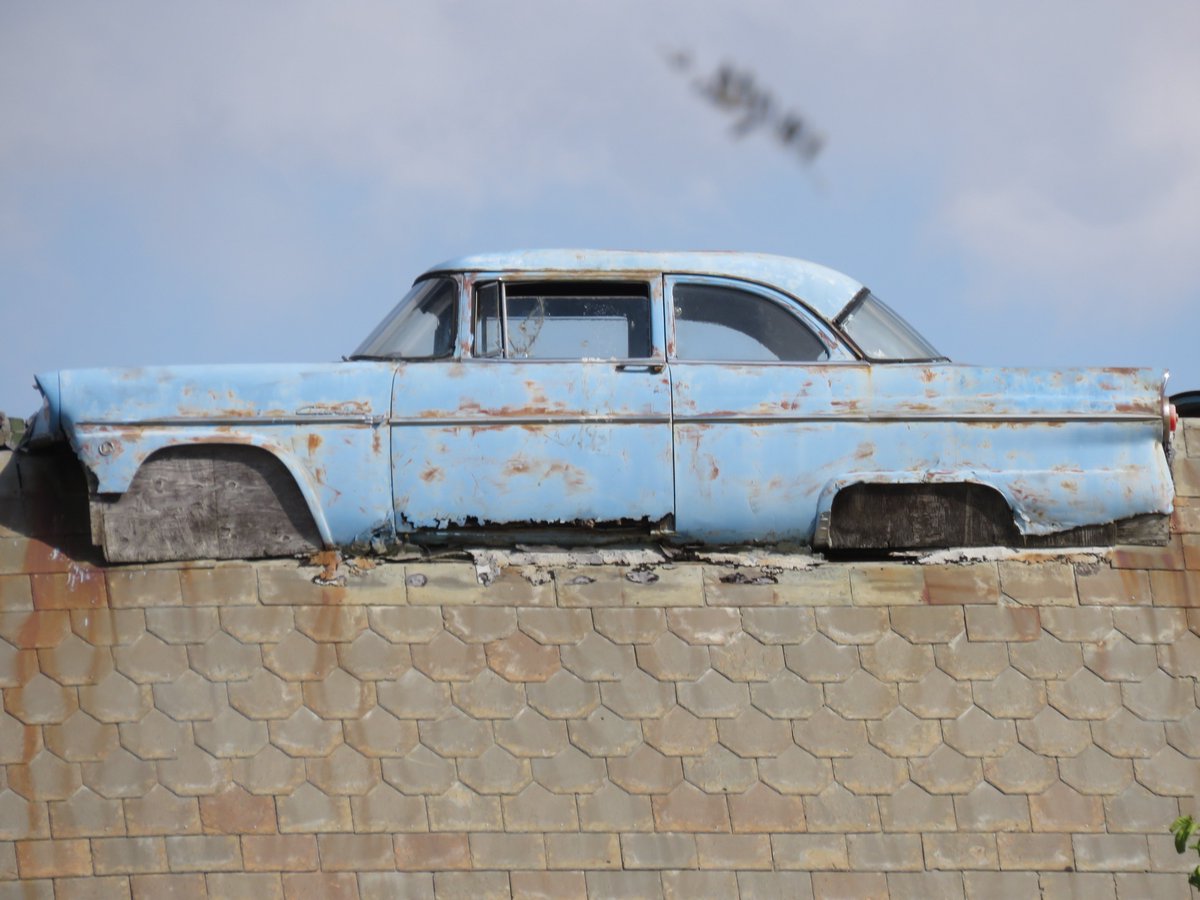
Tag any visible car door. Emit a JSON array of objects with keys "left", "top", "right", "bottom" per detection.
[
  {"left": 389, "top": 274, "right": 674, "bottom": 535},
  {"left": 665, "top": 274, "right": 856, "bottom": 543}
]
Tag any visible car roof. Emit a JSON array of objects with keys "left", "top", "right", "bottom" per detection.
[{"left": 423, "top": 249, "right": 865, "bottom": 321}]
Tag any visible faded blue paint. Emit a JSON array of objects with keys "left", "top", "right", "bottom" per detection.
[
  {"left": 670, "top": 363, "right": 1172, "bottom": 542},
  {"left": 27, "top": 252, "right": 1177, "bottom": 557},
  {"left": 54, "top": 363, "right": 396, "bottom": 546},
  {"left": 390, "top": 360, "right": 673, "bottom": 530}
]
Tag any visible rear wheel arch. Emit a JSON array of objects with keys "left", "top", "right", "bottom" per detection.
[{"left": 821, "top": 480, "right": 1021, "bottom": 551}]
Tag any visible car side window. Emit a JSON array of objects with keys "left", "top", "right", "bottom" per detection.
[
  {"left": 352, "top": 276, "right": 458, "bottom": 360},
  {"left": 673, "top": 282, "right": 829, "bottom": 362},
  {"left": 473, "top": 281, "right": 653, "bottom": 360}
]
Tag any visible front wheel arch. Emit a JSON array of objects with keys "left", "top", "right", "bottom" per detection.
[{"left": 93, "top": 444, "right": 325, "bottom": 563}]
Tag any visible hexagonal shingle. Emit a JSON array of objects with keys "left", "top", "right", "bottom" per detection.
[
  {"left": 898, "top": 668, "right": 972, "bottom": 719},
  {"left": 710, "top": 633, "right": 783, "bottom": 683},
  {"left": 157, "top": 745, "right": 228, "bottom": 797},
  {"left": 859, "top": 632, "right": 934, "bottom": 682},
  {"left": 667, "top": 607, "right": 741, "bottom": 645},
  {"left": 910, "top": 745, "right": 982, "bottom": 795},
  {"left": 428, "top": 782, "right": 502, "bottom": 831},
  {"left": 683, "top": 744, "right": 757, "bottom": 794},
  {"left": 1134, "top": 746, "right": 1200, "bottom": 796},
  {"left": 458, "top": 745, "right": 532, "bottom": 795},
  {"left": 502, "top": 782, "right": 577, "bottom": 832},
  {"left": 1123, "top": 669, "right": 1195, "bottom": 721},
  {"left": 303, "top": 668, "right": 372, "bottom": 720},
  {"left": 1083, "top": 631, "right": 1161, "bottom": 682},
  {"left": 1092, "top": 708, "right": 1167, "bottom": 759},
  {"left": 866, "top": 707, "right": 941, "bottom": 759},
  {"left": 381, "top": 744, "right": 456, "bottom": 795},
  {"left": 934, "top": 632, "right": 1009, "bottom": 680},
  {"left": 750, "top": 670, "right": 822, "bottom": 720},
  {"left": 608, "top": 745, "right": 683, "bottom": 794},
  {"left": 232, "top": 744, "right": 306, "bottom": 796},
  {"left": 45, "top": 709, "right": 119, "bottom": 762},
  {"left": 377, "top": 669, "right": 451, "bottom": 719},
  {"left": 193, "top": 704, "right": 270, "bottom": 758},
  {"left": 78, "top": 670, "right": 150, "bottom": 723},
  {"left": 410, "top": 631, "right": 486, "bottom": 682},
  {"left": 152, "top": 669, "right": 222, "bottom": 721},
  {"left": 815, "top": 607, "right": 889, "bottom": 645},
  {"left": 943, "top": 707, "right": 1017, "bottom": 758},
  {"left": 568, "top": 706, "right": 641, "bottom": 758},
  {"left": 759, "top": 745, "right": 833, "bottom": 795},
  {"left": 418, "top": 709, "right": 492, "bottom": 758},
  {"left": 263, "top": 630, "right": 338, "bottom": 683},
  {"left": 826, "top": 671, "right": 897, "bottom": 721},
  {"left": 717, "top": 707, "right": 794, "bottom": 759},
  {"left": 451, "top": 669, "right": 525, "bottom": 719},
  {"left": 115, "top": 709, "right": 187, "bottom": 767},
  {"left": 366, "top": 606, "right": 443, "bottom": 643},
  {"left": 793, "top": 708, "right": 868, "bottom": 758},
  {"left": 38, "top": 632, "right": 113, "bottom": 686},
  {"left": 519, "top": 607, "right": 594, "bottom": 645},
  {"left": 444, "top": 607, "right": 517, "bottom": 643},
  {"left": 982, "top": 744, "right": 1058, "bottom": 795},
  {"left": 6, "top": 671, "right": 77, "bottom": 723},
  {"left": 783, "top": 632, "right": 859, "bottom": 683},
  {"left": 832, "top": 746, "right": 907, "bottom": 795},
  {"left": 307, "top": 743, "right": 377, "bottom": 796},
  {"left": 1046, "top": 669, "right": 1123, "bottom": 720},
  {"left": 643, "top": 706, "right": 718, "bottom": 757},
  {"left": 1165, "top": 709, "right": 1200, "bottom": 756},
  {"left": 344, "top": 706, "right": 419, "bottom": 758},
  {"left": 677, "top": 670, "right": 749, "bottom": 719},
  {"left": 560, "top": 632, "right": 637, "bottom": 682},
  {"left": 1009, "top": 633, "right": 1083, "bottom": 680},
  {"left": 337, "top": 629, "right": 410, "bottom": 681},
  {"left": 636, "top": 632, "right": 710, "bottom": 682},
  {"left": 8, "top": 749, "right": 82, "bottom": 801},
  {"left": 1016, "top": 707, "right": 1092, "bottom": 758},
  {"left": 227, "top": 669, "right": 304, "bottom": 721},
  {"left": 269, "top": 706, "right": 344, "bottom": 758},
  {"left": 113, "top": 632, "right": 188, "bottom": 683},
  {"left": 973, "top": 667, "right": 1046, "bottom": 720},
  {"left": 188, "top": 630, "right": 262, "bottom": 682},
  {"left": 1059, "top": 745, "right": 1133, "bottom": 795},
  {"left": 486, "top": 631, "right": 559, "bottom": 683},
  {"left": 495, "top": 707, "right": 569, "bottom": 758},
  {"left": 531, "top": 746, "right": 607, "bottom": 794},
  {"left": 526, "top": 669, "right": 601, "bottom": 720},
  {"left": 81, "top": 746, "right": 156, "bottom": 798},
  {"left": 294, "top": 605, "right": 368, "bottom": 643},
  {"left": 599, "top": 669, "right": 675, "bottom": 719},
  {"left": 741, "top": 607, "right": 816, "bottom": 645}
]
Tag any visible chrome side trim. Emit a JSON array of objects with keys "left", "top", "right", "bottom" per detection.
[
  {"left": 77, "top": 416, "right": 385, "bottom": 428},
  {"left": 675, "top": 413, "right": 1162, "bottom": 425}
]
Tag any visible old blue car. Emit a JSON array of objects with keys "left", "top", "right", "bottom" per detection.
[{"left": 23, "top": 250, "right": 1177, "bottom": 562}]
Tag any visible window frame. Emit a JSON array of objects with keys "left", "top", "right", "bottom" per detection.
[
  {"left": 465, "top": 273, "right": 665, "bottom": 363},
  {"left": 665, "top": 274, "right": 852, "bottom": 364}
]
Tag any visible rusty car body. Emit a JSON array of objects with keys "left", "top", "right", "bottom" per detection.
[{"left": 23, "top": 250, "right": 1177, "bottom": 562}]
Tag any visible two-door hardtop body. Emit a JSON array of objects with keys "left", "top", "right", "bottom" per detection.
[{"left": 24, "top": 250, "right": 1176, "bottom": 562}]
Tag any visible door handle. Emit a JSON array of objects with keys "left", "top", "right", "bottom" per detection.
[{"left": 616, "top": 363, "right": 665, "bottom": 373}]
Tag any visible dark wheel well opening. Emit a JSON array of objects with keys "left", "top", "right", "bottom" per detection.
[
  {"left": 826, "top": 482, "right": 1019, "bottom": 556},
  {"left": 96, "top": 444, "right": 322, "bottom": 563}
]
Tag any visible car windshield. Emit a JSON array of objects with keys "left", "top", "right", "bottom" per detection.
[
  {"left": 836, "top": 291, "right": 944, "bottom": 361},
  {"left": 351, "top": 277, "right": 458, "bottom": 360}
]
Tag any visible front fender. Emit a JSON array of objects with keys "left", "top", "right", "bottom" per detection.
[{"left": 77, "top": 429, "right": 336, "bottom": 546}]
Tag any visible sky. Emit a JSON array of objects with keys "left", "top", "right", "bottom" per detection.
[{"left": 1, "top": 1, "right": 1198, "bottom": 416}]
